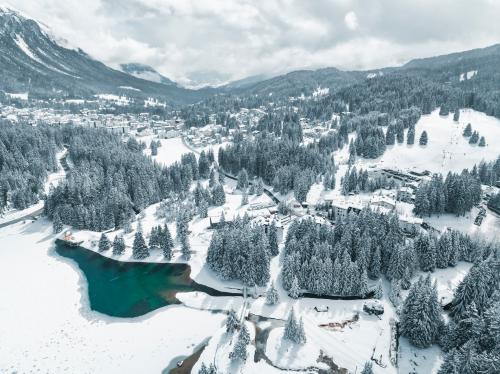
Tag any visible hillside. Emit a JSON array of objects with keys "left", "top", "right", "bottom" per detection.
[{"left": 0, "top": 8, "right": 206, "bottom": 105}]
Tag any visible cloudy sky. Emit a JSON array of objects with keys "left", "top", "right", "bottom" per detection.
[{"left": 6, "top": 0, "right": 500, "bottom": 87}]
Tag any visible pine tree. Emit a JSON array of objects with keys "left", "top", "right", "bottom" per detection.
[
  {"left": 289, "top": 276, "right": 300, "bottom": 299},
  {"left": 407, "top": 125, "right": 415, "bottom": 145},
  {"left": 98, "top": 233, "right": 111, "bottom": 252},
  {"left": 463, "top": 123, "right": 472, "bottom": 137},
  {"left": 160, "top": 224, "right": 174, "bottom": 260},
  {"left": 374, "top": 280, "right": 383, "bottom": 299},
  {"left": 241, "top": 189, "right": 248, "bottom": 206},
  {"left": 268, "top": 222, "right": 279, "bottom": 256},
  {"left": 265, "top": 282, "right": 279, "bottom": 305},
  {"left": 230, "top": 323, "right": 250, "bottom": 362},
  {"left": 237, "top": 169, "right": 249, "bottom": 190},
  {"left": 478, "top": 136, "right": 486, "bottom": 147},
  {"left": 209, "top": 168, "right": 216, "bottom": 188},
  {"left": 284, "top": 308, "right": 306, "bottom": 344},
  {"left": 112, "top": 235, "right": 125, "bottom": 255},
  {"left": 181, "top": 237, "right": 191, "bottom": 260},
  {"left": 132, "top": 230, "right": 149, "bottom": 259},
  {"left": 400, "top": 276, "right": 443, "bottom": 348},
  {"left": 419, "top": 130, "right": 428, "bottom": 145},
  {"left": 453, "top": 109, "right": 460, "bottom": 122},
  {"left": 225, "top": 309, "right": 240, "bottom": 334},
  {"left": 52, "top": 211, "right": 63, "bottom": 233},
  {"left": 361, "top": 361, "right": 374, "bottom": 374}
]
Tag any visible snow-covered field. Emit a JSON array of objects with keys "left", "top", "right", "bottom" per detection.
[
  {"left": 0, "top": 219, "right": 225, "bottom": 373},
  {"left": 141, "top": 136, "right": 193, "bottom": 166},
  {"left": 356, "top": 108, "right": 500, "bottom": 174}
]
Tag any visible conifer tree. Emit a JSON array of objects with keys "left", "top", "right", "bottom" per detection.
[
  {"left": 160, "top": 224, "right": 174, "bottom": 260},
  {"left": 463, "top": 123, "right": 472, "bottom": 137},
  {"left": 419, "top": 130, "right": 428, "bottom": 145},
  {"left": 52, "top": 211, "right": 63, "bottom": 233},
  {"left": 132, "top": 230, "right": 149, "bottom": 259},
  {"left": 361, "top": 361, "right": 374, "bottom": 374},
  {"left": 265, "top": 282, "right": 279, "bottom": 305},
  {"left": 268, "top": 222, "right": 279, "bottom": 256},
  {"left": 289, "top": 276, "right": 300, "bottom": 299},
  {"left": 112, "top": 235, "right": 125, "bottom": 255},
  {"left": 284, "top": 308, "right": 306, "bottom": 344},
  {"left": 407, "top": 125, "right": 415, "bottom": 145},
  {"left": 400, "top": 276, "right": 443, "bottom": 348},
  {"left": 237, "top": 169, "right": 249, "bottom": 190},
  {"left": 453, "top": 109, "right": 460, "bottom": 122},
  {"left": 225, "top": 309, "right": 240, "bottom": 334},
  {"left": 478, "top": 136, "right": 486, "bottom": 147},
  {"left": 98, "top": 233, "right": 111, "bottom": 252},
  {"left": 230, "top": 324, "right": 250, "bottom": 362}
]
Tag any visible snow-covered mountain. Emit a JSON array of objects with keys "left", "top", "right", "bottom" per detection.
[
  {"left": 0, "top": 7, "right": 205, "bottom": 104},
  {"left": 119, "top": 63, "right": 177, "bottom": 87}
]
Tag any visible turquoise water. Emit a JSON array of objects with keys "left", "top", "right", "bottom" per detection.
[{"left": 55, "top": 241, "right": 238, "bottom": 318}]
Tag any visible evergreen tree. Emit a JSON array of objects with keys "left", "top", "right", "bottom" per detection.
[
  {"left": 463, "top": 123, "right": 472, "bottom": 137},
  {"left": 407, "top": 125, "right": 415, "bottom": 145},
  {"left": 211, "top": 184, "right": 226, "bottom": 206},
  {"left": 374, "top": 280, "right": 383, "bottom": 299},
  {"left": 265, "top": 282, "right": 279, "bottom": 305},
  {"left": 419, "top": 130, "right": 428, "bottom": 145},
  {"left": 160, "top": 224, "right": 174, "bottom": 260},
  {"left": 289, "top": 276, "right": 300, "bottom": 299},
  {"left": 241, "top": 189, "right": 248, "bottom": 206},
  {"left": 237, "top": 169, "right": 249, "bottom": 190},
  {"left": 268, "top": 222, "right": 279, "bottom": 256},
  {"left": 112, "top": 235, "right": 125, "bottom": 255},
  {"left": 453, "top": 109, "right": 460, "bottom": 122},
  {"left": 98, "top": 233, "right": 111, "bottom": 252},
  {"left": 400, "top": 276, "right": 443, "bottom": 348},
  {"left": 225, "top": 309, "right": 240, "bottom": 334},
  {"left": 150, "top": 140, "right": 158, "bottom": 156},
  {"left": 132, "top": 230, "right": 149, "bottom": 259},
  {"left": 361, "top": 361, "right": 374, "bottom": 374},
  {"left": 469, "top": 131, "right": 479, "bottom": 144},
  {"left": 52, "top": 211, "right": 63, "bottom": 233},
  {"left": 284, "top": 308, "right": 306, "bottom": 344},
  {"left": 230, "top": 324, "right": 250, "bottom": 362},
  {"left": 181, "top": 237, "right": 191, "bottom": 260},
  {"left": 478, "top": 136, "right": 486, "bottom": 147},
  {"left": 209, "top": 168, "right": 216, "bottom": 188}
]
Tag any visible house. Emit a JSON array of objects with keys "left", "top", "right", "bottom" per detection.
[
  {"left": 330, "top": 200, "right": 363, "bottom": 221},
  {"left": 399, "top": 215, "right": 423, "bottom": 233},
  {"left": 397, "top": 187, "right": 414, "bottom": 203},
  {"left": 370, "top": 195, "right": 396, "bottom": 211}
]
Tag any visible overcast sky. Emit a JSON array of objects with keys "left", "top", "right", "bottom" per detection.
[{"left": 6, "top": 0, "right": 500, "bottom": 87}]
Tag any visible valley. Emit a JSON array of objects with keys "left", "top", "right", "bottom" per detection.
[{"left": 1, "top": 4, "right": 500, "bottom": 374}]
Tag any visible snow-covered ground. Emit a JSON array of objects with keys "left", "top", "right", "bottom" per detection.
[
  {"left": 0, "top": 219, "right": 225, "bottom": 373},
  {"left": 355, "top": 108, "right": 500, "bottom": 174},
  {"left": 141, "top": 136, "right": 194, "bottom": 166}
]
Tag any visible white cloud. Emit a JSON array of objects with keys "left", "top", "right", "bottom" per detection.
[
  {"left": 4, "top": 0, "right": 500, "bottom": 87},
  {"left": 344, "top": 11, "right": 358, "bottom": 31}
]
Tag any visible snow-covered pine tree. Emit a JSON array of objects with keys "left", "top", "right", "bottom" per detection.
[
  {"left": 112, "top": 235, "right": 125, "bottom": 255},
  {"left": 419, "top": 130, "right": 428, "bottom": 145},
  {"left": 268, "top": 221, "right": 279, "bottom": 256},
  {"left": 98, "top": 233, "right": 111, "bottom": 252},
  {"left": 132, "top": 230, "right": 149, "bottom": 259},
  {"left": 289, "top": 276, "right": 300, "bottom": 299},
  {"left": 400, "top": 275, "right": 443, "bottom": 348},
  {"left": 361, "top": 361, "right": 374, "bottom": 374},
  {"left": 161, "top": 224, "right": 174, "bottom": 260},
  {"left": 225, "top": 309, "right": 240, "bottom": 334},
  {"left": 230, "top": 323, "right": 250, "bottom": 362},
  {"left": 265, "top": 282, "right": 279, "bottom": 305},
  {"left": 52, "top": 211, "right": 63, "bottom": 233},
  {"left": 284, "top": 308, "right": 306, "bottom": 344}
]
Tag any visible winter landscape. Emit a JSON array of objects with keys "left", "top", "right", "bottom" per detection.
[{"left": 1, "top": 2, "right": 500, "bottom": 374}]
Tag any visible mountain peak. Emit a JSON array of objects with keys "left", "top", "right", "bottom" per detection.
[{"left": 120, "top": 63, "right": 177, "bottom": 87}]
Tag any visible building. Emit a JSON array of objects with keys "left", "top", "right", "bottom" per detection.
[
  {"left": 370, "top": 195, "right": 396, "bottom": 211},
  {"left": 330, "top": 200, "right": 363, "bottom": 221},
  {"left": 399, "top": 215, "right": 423, "bottom": 233},
  {"left": 397, "top": 187, "right": 414, "bottom": 203}
]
